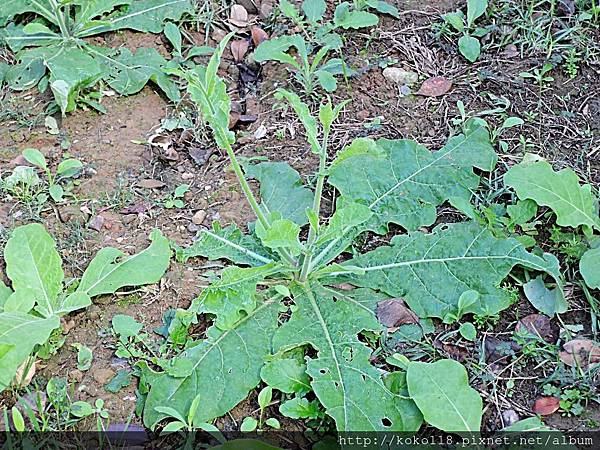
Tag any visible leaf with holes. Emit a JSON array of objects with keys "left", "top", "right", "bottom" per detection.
[
  {"left": 272, "top": 284, "right": 423, "bottom": 431},
  {"left": 329, "top": 222, "right": 563, "bottom": 320},
  {"left": 328, "top": 126, "right": 496, "bottom": 233},
  {"left": 142, "top": 292, "right": 281, "bottom": 429}
]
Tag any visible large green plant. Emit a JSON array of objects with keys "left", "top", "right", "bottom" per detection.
[
  {"left": 0, "top": 0, "right": 195, "bottom": 113},
  {"left": 139, "top": 38, "right": 564, "bottom": 433},
  {"left": 0, "top": 223, "right": 171, "bottom": 391}
]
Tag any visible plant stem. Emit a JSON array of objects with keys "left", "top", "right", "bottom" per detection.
[
  {"left": 216, "top": 128, "right": 298, "bottom": 267},
  {"left": 299, "top": 131, "right": 329, "bottom": 281}
]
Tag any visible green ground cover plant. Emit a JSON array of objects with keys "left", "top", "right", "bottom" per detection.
[
  {"left": 0, "top": 0, "right": 196, "bottom": 113},
  {"left": 133, "top": 37, "right": 572, "bottom": 434},
  {"left": 0, "top": 223, "right": 171, "bottom": 392}
]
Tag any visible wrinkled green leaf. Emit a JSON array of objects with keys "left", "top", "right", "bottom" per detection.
[
  {"left": 112, "top": 314, "right": 144, "bottom": 338},
  {"left": 105, "top": 47, "right": 179, "bottom": 101},
  {"left": 504, "top": 158, "right": 600, "bottom": 230},
  {"left": 279, "top": 396, "right": 320, "bottom": 419},
  {"left": 143, "top": 296, "right": 280, "bottom": 429},
  {"left": 407, "top": 359, "right": 482, "bottom": 431},
  {"left": 256, "top": 218, "right": 303, "bottom": 256},
  {"left": 328, "top": 127, "right": 497, "bottom": 232},
  {"left": 261, "top": 358, "right": 311, "bottom": 395},
  {"left": 334, "top": 3, "right": 379, "bottom": 29},
  {"left": 5, "top": 224, "right": 64, "bottom": 317},
  {"left": 190, "top": 264, "right": 280, "bottom": 330},
  {"left": 333, "top": 222, "right": 563, "bottom": 319},
  {"left": 78, "top": 0, "right": 194, "bottom": 36},
  {"left": 467, "top": 0, "right": 488, "bottom": 28},
  {"left": 0, "top": 312, "right": 59, "bottom": 391},
  {"left": 72, "top": 343, "right": 93, "bottom": 371},
  {"left": 245, "top": 161, "right": 314, "bottom": 226},
  {"left": 273, "top": 284, "right": 423, "bottom": 431},
  {"left": 76, "top": 229, "right": 171, "bottom": 297},
  {"left": 178, "top": 222, "right": 272, "bottom": 266},
  {"left": 105, "top": 369, "right": 132, "bottom": 393}
]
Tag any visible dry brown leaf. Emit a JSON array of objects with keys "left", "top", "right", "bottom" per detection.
[
  {"left": 533, "top": 397, "right": 559, "bottom": 415},
  {"left": 559, "top": 339, "right": 600, "bottom": 368},
  {"left": 12, "top": 358, "right": 36, "bottom": 389},
  {"left": 416, "top": 76, "right": 452, "bottom": 97},
  {"left": 231, "top": 39, "right": 249, "bottom": 62},
  {"left": 376, "top": 298, "right": 419, "bottom": 329},
  {"left": 251, "top": 26, "right": 269, "bottom": 46},
  {"left": 515, "top": 313, "right": 554, "bottom": 342},
  {"left": 230, "top": 4, "right": 249, "bottom": 27},
  {"left": 259, "top": 0, "right": 275, "bottom": 19},
  {"left": 138, "top": 179, "right": 166, "bottom": 189}
]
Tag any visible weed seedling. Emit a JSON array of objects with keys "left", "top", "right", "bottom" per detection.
[
  {"left": 442, "top": 0, "right": 490, "bottom": 62},
  {"left": 163, "top": 184, "right": 189, "bottom": 209}
]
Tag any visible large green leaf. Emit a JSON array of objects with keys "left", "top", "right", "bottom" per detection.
[
  {"left": 77, "top": 0, "right": 194, "bottom": 36},
  {"left": 177, "top": 222, "right": 272, "bottom": 266},
  {"left": 331, "top": 222, "right": 562, "bottom": 319},
  {"left": 0, "top": 312, "right": 59, "bottom": 391},
  {"left": 245, "top": 162, "right": 314, "bottom": 226},
  {"left": 2, "top": 23, "right": 62, "bottom": 52},
  {"left": 1, "top": 0, "right": 58, "bottom": 26},
  {"left": 5, "top": 224, "right": 64, "bottom": 317},
  {"left": 273, "top": 284, "right": 423, "bottom": 431},
  {"left": 504, "top": 158, "right": 600, "bottom": 230},
  {"left": 102, "top": 47, "right": 179, "bottom": 101},
  {"left": 73, "top": 0, "right": 132, "bottom": 26},
  {"left": 580, "top": 247, "right": 600, "bottom": 289},
  {"left": 406, "top": 359, "right": 482, "bottom": 431},
  {"left": 142, "top": 295, "right": 281, "bottom": 429},
  {"left": 76, "top": 229, "right": 171, "bottom": 298},
  {"left": 328, "top": 126, "right": 496, "bottom": 232}
]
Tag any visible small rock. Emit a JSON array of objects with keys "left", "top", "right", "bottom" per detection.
[
  {"left": 502, "top": 409, "right": 519, "bottom": 427},
  {"left": 92, "top": 368, "right": 115, "bottom": 385},
  {"left": 181, "top": 172, "right": 195, "bottom": 180},
  {"left": 188, "top": 223, "right": 200, "bottom": 233},
  {"left": 88, "top": 215, "right": 105, "bottom": 231},
  {"left": 383, "top": 67, "right": 419, "bottom": 86},
  {"left": 192, "top": 209, "right": 207, "bottom": 225}
]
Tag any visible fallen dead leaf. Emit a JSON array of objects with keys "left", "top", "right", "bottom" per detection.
[
  {"left": 231, "top": 39, "right": 249, "bottom": 62},
  {"left": 416, "top": 76, "right": 452, "bottom": 97},
  {"left": 251, "top": 26, "right": 269, "bottom": 46},
  {"left": 376, "top": 298, "right": 419, "bottom": 329},
  {"left": 12, "top": 358, "right": 36, "bottom": 388},
  {"left": 515, "top": 314, "right": 554, "bottom": 342},
  {"left": 189, "top": 148, "right": 215, "bottom": 166},
  {"left": 533, "top": 397, "right": 559, "bottom": 415},
  {"left": 484, "top": 337, "right": 520, "bottom": 364},
  {"left": 259, "top": 0, "right": 275, "bottom": 19},
  {"left": 137, "top": 179, "right": 166, "bottom": 189},
  {"left": 230, "top": 4, "right": 249, "bottom": 27},
  {"left": 503, "top": 44, "right": 519, "bottom": 58},
  {"left": 229, "top": 111, "right": 241, "bottom": 129},
  {"left": 559, "top": 339, "right": 600, "bottom": 368}
]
